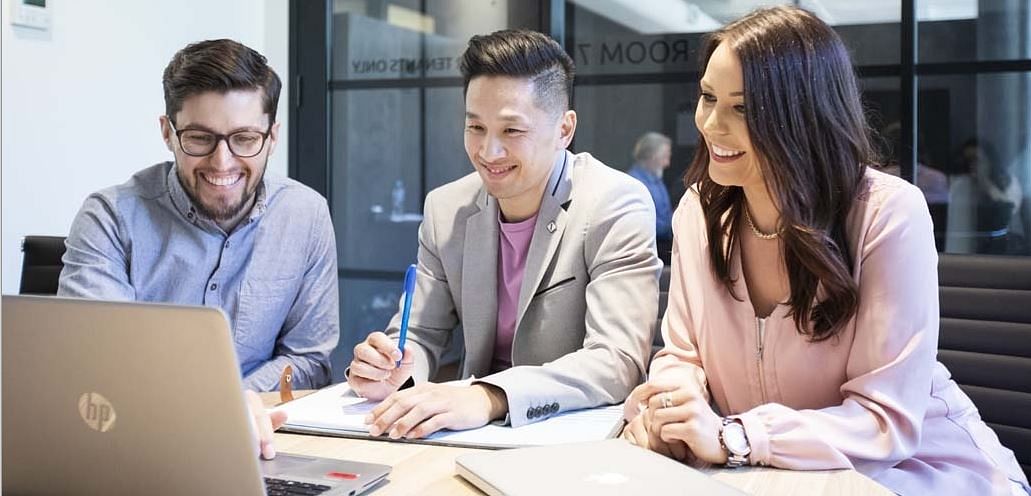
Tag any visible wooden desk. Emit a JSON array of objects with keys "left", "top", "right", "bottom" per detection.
[{"left": 263, "top": 393, "right": 891, "bottom": 495}]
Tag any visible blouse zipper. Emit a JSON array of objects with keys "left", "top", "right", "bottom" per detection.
[{"left": 756, "top": 317, "right": 768, "bottom": 404}]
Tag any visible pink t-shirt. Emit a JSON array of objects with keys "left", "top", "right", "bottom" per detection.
[{"left": 492, "top": 212, "right": 538, "bottom": 372}]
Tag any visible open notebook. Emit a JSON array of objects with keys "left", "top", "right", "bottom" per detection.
[{"left": 276, "top": 382, "right": 625, "bottom": 450}]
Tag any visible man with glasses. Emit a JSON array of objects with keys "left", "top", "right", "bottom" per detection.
[{"left": 59, "top": 39, "right": 338, "bottom": 402}]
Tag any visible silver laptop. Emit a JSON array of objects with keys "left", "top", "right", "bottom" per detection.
[
  {"left": 2, "top": 295, "right": 390, "bottom": 496},
  {"left": 456, "top": 439, "right": 747, "bottom": 495}
]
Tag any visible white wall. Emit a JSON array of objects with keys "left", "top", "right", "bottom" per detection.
[{"left": 1, "top": 0, "right": 291, "bottom": 294}]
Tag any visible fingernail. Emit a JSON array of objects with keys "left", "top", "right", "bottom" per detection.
[
  {"left": 389, "top": 429, "right": 400, "bottom": 439},
  {"left": 262, "top": 443, "right": 276, "bottom": 460}
]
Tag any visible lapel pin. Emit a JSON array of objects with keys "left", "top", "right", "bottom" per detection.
[{"left": 547, "top": 221, "right": 557, "bottom": 233}]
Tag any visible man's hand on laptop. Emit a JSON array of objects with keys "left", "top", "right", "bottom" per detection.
[
  {"left": 365, "top": 382, "right": 508, "bottom": 439},
  {"left": 245, "top": 390, "right": 288, "bottom": 460},
  {"left": 347, "top": 331, "right": 415, "bottom": 400}
]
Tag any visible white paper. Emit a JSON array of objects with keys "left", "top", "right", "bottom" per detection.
[
  {"left": 277, "top": 382, "right": 624, "bottom": 449},
  {"left": 277, "top": 382, "right": 374, "bottom": 432},
  {"left": 425, "top": 404, "right": 624, "bottom": 448}
]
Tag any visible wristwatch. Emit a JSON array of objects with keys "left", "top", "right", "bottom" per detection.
[{"left": 719, "top": 417, "right": 751, "bottom": 468}]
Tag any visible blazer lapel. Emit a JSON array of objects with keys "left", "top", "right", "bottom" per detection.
[
  {"left": 515, "top": 151, "right": 574, "bottom": 331},
  {"left": 461, "top": 188, "right": 499, "bottom": 378}
]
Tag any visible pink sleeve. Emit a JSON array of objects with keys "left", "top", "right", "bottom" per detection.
[
  {"left": 736, "top": 183, "right": 940, "bottom": 473},
  {"left": 649, "top": 196, "right": 709, "bottom": 401}
]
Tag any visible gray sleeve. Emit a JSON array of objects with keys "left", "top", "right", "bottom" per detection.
[
  {"left": 383, "top": 192, "right": 459, "bottom": 383},
  {"left": 242, "top": 200, "right": 340, "bottom": 390},
  {"left": 477, "top": 181, "right": 660, "bottom": 427},
  {"left": 58, "top": 194, "right": 135, "bottom": 300}
]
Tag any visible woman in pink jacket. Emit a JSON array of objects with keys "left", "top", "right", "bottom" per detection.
[{"left": 621, "top": 6, "right": 1029, "bottom": 495}]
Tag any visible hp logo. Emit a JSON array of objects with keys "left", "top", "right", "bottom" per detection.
[{"left": 78, "top": 392, "right": 117, "bottom": 432}]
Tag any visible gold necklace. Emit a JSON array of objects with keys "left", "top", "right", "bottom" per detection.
[{"left": 743, "top": 209, "right": 780, "bottom": 240}]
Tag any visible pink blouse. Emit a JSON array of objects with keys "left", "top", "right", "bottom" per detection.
[{"left": 652, "top": 168, "right": 1029, "bottom": 495}]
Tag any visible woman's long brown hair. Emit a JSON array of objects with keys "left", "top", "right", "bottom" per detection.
[{"left": 687, "top": 6, "right": 878, "bottom": 341}]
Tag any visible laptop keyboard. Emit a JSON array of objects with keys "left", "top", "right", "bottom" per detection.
[{"left": 264, "top": 477, "right": 333, "bottom": 495}]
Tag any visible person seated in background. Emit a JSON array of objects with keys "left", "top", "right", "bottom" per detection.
[
  {"left": 959, "top": 138, "right": 1024, "bottom": 254},
  {"left": 59, "top": 39, "right": 339, "bottom": 393},
  {"left": 880, "top": 121, "right": 949, "bottom": 205},
  {"left": 622, "top": 7, "right": 1030, "bottom": 495},
  {"left": 627, "top": 132, "right": 675, "bottom": 259},
  {"left": 347, "top": 29, "right": 661, "bottom": 439}
]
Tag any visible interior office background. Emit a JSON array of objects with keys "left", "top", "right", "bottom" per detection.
[
  {"left": 1, "top": 0, "right": 290, "bottom": 292},
  {"left": 3, "top": 1, "right": 1030, "bottom": 384}
]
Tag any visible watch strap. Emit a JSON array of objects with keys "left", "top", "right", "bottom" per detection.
[{"left": 720, "top": 417, "right": 750, "bottom": 468}]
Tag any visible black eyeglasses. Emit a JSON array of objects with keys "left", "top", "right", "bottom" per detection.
[{"left": 168, "top": 119, "right": 272, "bottom": 158}]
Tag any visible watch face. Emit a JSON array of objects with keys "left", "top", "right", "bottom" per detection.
[{"left": 723, "top": 422, "right": 750, "bottom": 455}]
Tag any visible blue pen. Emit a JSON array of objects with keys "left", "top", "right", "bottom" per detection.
[{"left": 396, "top": 264, "right": 417, "bottom": 366}]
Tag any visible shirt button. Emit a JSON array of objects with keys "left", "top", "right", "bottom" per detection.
[
  {"left": 224, "top": 240, "right": 230, "bottom": 249},
  {"left": 187, "top": 212, "right": 194, "bottom": 219},
  {"left": 209, "top": 283, "right": 217, "bottom": 291}
]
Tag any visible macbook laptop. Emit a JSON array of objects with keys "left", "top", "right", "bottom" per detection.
[
  {"left": 455, "top": 439, "right": 747, "bottom": 495},
  {"left": 2, "top": 295, "right": 390, "bottom": 496}
]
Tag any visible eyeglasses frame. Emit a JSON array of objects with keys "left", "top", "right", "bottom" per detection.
[{"left": 167, "top": 118, "right": 274, "bottom": 158}]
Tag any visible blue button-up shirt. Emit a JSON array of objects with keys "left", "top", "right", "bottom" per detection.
[
  {"left": 627, "top": 164, "right": 673, "bottom": 241},
  {"left": 58, "top": 162, "right": 339, "bottom": 390}
]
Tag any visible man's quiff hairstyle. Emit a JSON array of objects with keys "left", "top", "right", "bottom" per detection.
[
  {"left": 459, "top": 29, "right": 575, "bottom": 115},
  {"left": 162, "top": 39, "right": 282, "bottom": 125}
]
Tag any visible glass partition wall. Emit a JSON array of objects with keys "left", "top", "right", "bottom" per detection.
[{"left": 290, "top": 0, "right": 1031, "bottom": 379}]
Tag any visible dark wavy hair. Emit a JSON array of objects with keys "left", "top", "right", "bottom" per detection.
[
  {"left": 162, "top": 39, "right": 281, "bottom": 125},
  {"left": 459, "top": 29, "right": 574, "bottom": 114},
  {"left": 686, "top": 6, "right": 878, "bottom": 341}
]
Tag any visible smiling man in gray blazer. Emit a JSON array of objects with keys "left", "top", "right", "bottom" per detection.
[{"left": 347, "top": 29, "right": 661, "bottom": 438}]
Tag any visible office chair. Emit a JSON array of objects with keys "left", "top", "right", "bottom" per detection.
[
  {"left": 19, "top": 235, "right": 67, "bottom": 295},
  {"left": 937, "top": 253, "right": 1031, "bottom": 480}
]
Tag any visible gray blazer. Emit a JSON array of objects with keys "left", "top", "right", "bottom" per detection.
[{"left": 384, "top": 151, "right": 661, "bottom": 426}]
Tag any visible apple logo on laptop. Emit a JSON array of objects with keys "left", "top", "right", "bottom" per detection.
[
  {"left": 583, "top": 472, "right": 630, "bottom": 485},
  {"left": 78, "top": 392, "right": 117, "bottom": 432}
]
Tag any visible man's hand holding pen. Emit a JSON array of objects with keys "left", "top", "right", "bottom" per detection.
[
  {"left": 346, "top": 331, "right": 509, "bottom": 439},
  {"left": 347, "top": 331, "right": 415, "bottom": 400}
]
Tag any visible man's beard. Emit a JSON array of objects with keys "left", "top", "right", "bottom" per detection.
[{"left": 177, "top": 160, "right": 267, "bottom": 222}]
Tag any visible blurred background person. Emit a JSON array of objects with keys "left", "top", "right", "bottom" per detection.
[
  {"left": 628, "top": 131, "right": 674, "bottom": 263},
  {"left": 948, "top": 138, "right": 1024, "bottom": 254},
  {"left": 880, "top": 121, "right": 949, "bottom": 205}
]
